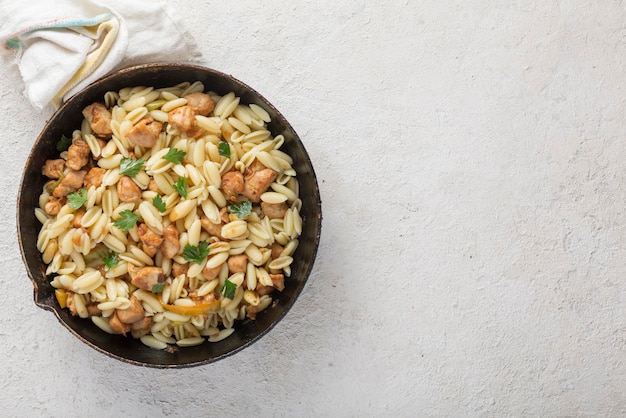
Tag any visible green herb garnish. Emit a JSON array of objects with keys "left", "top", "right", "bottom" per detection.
[
  {"left": 227, "top": 200, "right": 252, "bottom": 219},
  {"left": 218, "top": 141, "right": 231, "bottom": 158},
  {"left": 57, "top": 134, "right": 72, "bottom": 152},
  {"left": 172, "top": 177, "right": 188, "bottom": 199},
  {"left": 182, "top": 241, "right": 210, "bottom": 264},
  {"left": 102, "top": 251, "right": 119, "bottom": 269},
  {"left": 221, "top": 279, "right": 237, "bottom": 300},
  {"left": 113, "top": 209, "right": 140, "bottom": 232},
  {"left": 152, "top": 194, "right": 166, "bottom": 213},
  {"left": 67, "top": 188, "right": 88, "bottom": 210},
  {"left": 119, "top": 157, "right": 144, "bottom": 177},
  {"left": 151, "top": 283, "right": 165, "bottom": 293},
  {"left": 163, "top": 148, "right": 186, "bottom": 164}
]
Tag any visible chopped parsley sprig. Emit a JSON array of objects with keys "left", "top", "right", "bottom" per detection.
[
  {"left": 163, "top": 148, "right": 186, "bottom": 164},
  {"left": 67, "top": 188, "right": 88, "bottom": 210},
  {"left": 119, "top": 157, "right": 144, "bottom": 177},
  {"left": 113, "top": 209, "right": 140, "bottom": 232},
  {"left": 182, "top": 241, "right": 210, "bottom": 264}
]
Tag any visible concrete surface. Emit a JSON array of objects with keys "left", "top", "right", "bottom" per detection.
[{"left": 0, "top": 1, "right": 625, "bottom": 416}]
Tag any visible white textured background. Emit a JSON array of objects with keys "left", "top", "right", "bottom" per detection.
[{"left": 1, "top": 1, "right": 625, "bottom": 416}]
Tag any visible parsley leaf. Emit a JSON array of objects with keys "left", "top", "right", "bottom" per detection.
[
  {"left": 218, "top": 141, "right": 231, "bottom": 158},
  {"left": 182, "top": 241, "right": 210, "bottom": 264},
  {"left": 163, "top": 148, "right": 186, "bottom": 164},
  {"left": 152, "top": 194, "right": 166, "bottom": 213},
  {"left": 113, "top": 209, "right": 140, "bottom": 232},
  {"left": 57, "top": 134, "right": 72, "bottom": 152},
  {"left": 151, "top": 283, "right": 165, "bottom": 293},
  {"left": 173, "top": 177, "right": 188, "bottom": 199},
  {"left": 227, "top": 200, "right": 252, "bottom": 218},
  {"left": 221, "top": 279, "right": 237, "bottom": 300},
  {"left": 102, "top": 251, "right": 119, "bottom": 269},
  {"left": 119, "top": 157, "right": 144, "bottom": 177},
  {"left": 67, "top": 188, "right": 88, "bottom": 210}
]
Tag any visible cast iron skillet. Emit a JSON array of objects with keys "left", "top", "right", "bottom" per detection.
[{"left": 17, "top": 63, "right": 322, "bottom": 368}]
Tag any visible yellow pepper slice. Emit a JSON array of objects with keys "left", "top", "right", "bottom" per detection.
[
  {"left": 55, "top": 289, "right": 67, "bottom": 308},
  {"left": 160, "top": 300, "right": 220, "bottom": 316}
]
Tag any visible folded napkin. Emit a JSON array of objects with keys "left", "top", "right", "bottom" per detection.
[{"left": 0, "top": 0, "right": 202, "bottom": 110}]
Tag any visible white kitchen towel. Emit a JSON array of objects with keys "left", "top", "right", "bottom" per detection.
[{"left": 0, "top": 0, "right": 202, "bottom": 110}]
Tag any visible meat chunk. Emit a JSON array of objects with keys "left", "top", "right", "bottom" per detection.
[
  {"left": 161, "top": 224, "right": 180, "bottom": 258},
  {"left": 42, "top": 159, "right": 65, "bottom": 179},
  {"left": 82, "top": 103, "right": 113, "bottom": 137},
  {"left": 171, "top": 262, "right": 188, "bottom": 278},
  {"left": 44, "top": 196, "right": 64, "bottom": 216},
  {"left": 129, "top": 266, "right": 165, "bottom": 291},
  {"left": 200, "top": 216, "right": 223, "bottom": 239},
  {"left": 184, "top": 92, "right": 215, "bottom": 116},
  {"left": 83, "top": 167, "right": 106, "bottom": 189},
  {"left": 86, "top": 303, "right": 101, "bottom": 317},
  {"left": 52, "top": 170, "right": 87, "bottom": 198},
  {"left": 66, "top": 138, "right": 91, "bottom": 170},
  {"left": 270, "top": 273, "right": 285, "bottom": 291},
  {"left": 148, "top": 178, "right": 159, "bottom": 192},
  {"left": 108, "top": 311, "right": 131, "bottom": 335},
  {"left": 72, "top": 208, "right": 86, "bottom": 228},
  {"left": 202, "top": 265, "right": 221, "bottom": 281},
  {"left": 65, "top": 291, "right": 78, "bottom": 316},
  {"left": 270, "top": 242, "right": 284, "bottom": 260},
  {"left": 168, "top": 105, "right": 196, "bottom": 133},
  {"left": 117, "top": 176, "right": 142, "bottom": 203},
  {"left": 261, "top": 201, "right": 288, "bottom": 220},
  {"left": 227, "top": 254, "right": 248, "bottom": 274},
  {"left": 242, "top": 162, "right": 277, "bottom": 202},
  {"left": 221, "top": 171, "right": 244, "bottom": 202},
  {"left": 130, "top": 316, "right": 153, "bottom": 332},
  {"left": 116, "top": 294, "right": 145, "bottom": 324},
  {"left": 137, "top": 223, "right": 163, "bottom": 257},
  {"left": 127, "top": 115, "right": 162, "bottom": 148},
  {"left": 256, "top": 285, "right": 274, "bottom": 296}
]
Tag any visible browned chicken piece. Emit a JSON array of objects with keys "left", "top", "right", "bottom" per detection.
[
  {"left": 161, "top": 224, "right": 180, "bottom": 258},
  {"left": 243, "top": 168, "right": 277, "bottom": 202},
  {"left": 270, "top": 242, "right": 284, "bottom": 260},
  {"left": 117, "top": 176, "right": 142, "bottom": 203},
  {"left": 147, "top": 178, "right": 159, "bottom": 192},
  {"left": 246, "top": 305, "right": 258, "bottom": 320},
  {"left": 261, "top": 201, "right": 288, "bottom": 220},
  {"left": 72, "top": 208, "right": 86, "bottom": 228},
  {"left": 108, "top": 311, "right": 131, "bottom": 335},
  {"left": 189, "top": 291, "right": 216, "bottom": 304},
  {"left": 256, "top": 285, "right": 274, "bottom": 296},
  {"left": 116, "top": 294, "right": 145, "bottom": 324},
  {"left": 220, "top": 207, "right": 230, "bottom": 224},
  {"left": 66, "top": 138, "right": 91, "bottom": 170},
  {"left": 227, "top": 254, "right": 248, "bottom": 274},
  {"left": 52, "top": 170, "right": 87, "bottom": 198},
  {"left": 202, "top": 265, "right": 221, "bottom": 281},
  {"left": 137, "top": 223, "right": 163, "bottom": 257},
  {"left": 130, "top": 316, "right": 153, "bottom": 332},
  {"left": 185, "top": 92, "right": 215, "bottom": 116},
  {"left": 270, "top": 273, "right": 285, "bottom": 292},
  {"left": 86, "top": 303, "right": 101, "bottom": 317},
  {"left": 171, "top": 261, "right": 188, "bottom": 278},
  {"left": 221, "top": 171, "right": 244, "bottom": 202},
  {"left": 200, "top": 216, "right": 223, "bottom": 239},
  {"left": 83, "top": 167, "right": 106, "bottom": 189},
  {"left": 44, "top": 196, "right": 64, "bottom": 216},
  {"left": 129, "top": 266, "right": 165, "bottom": 291},
  {"left": 42, "top": 159, "right": 65, "bottom": 179},
  {"left": 66, "top": 291, "right": 77, "bottom": 315},
  {"left": 167, "top": 105, "right": 196, "bottom": 133},
  {"left": 127, "top": 115, "right": 163, "bottom": 148},
  {"left": 82, "top": 103, "right": 113, "bottom": 138}
]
